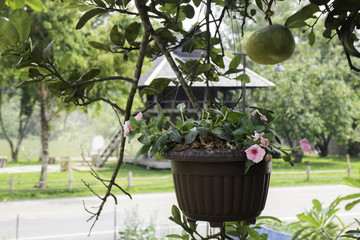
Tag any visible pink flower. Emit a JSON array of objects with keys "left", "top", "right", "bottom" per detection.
[
  {"left": 251, "top": 109, "right": 267, "bottom": 121},
  {"left": 260, "top": 138, "right": 269, "bottom": 147},
  {"left": 135, "top": 112, "right": 143, "bottom": 121},
  {"left": 252, "top": 131, "right": 264, "bottom": 141},
  {"left": 124, "top": 120, "right": 132, "bottom": 137},
  {"left": 245, "top": 145, "right": 266, "bottom": 163},
  {"left": 300, "top": 138, "right": 312, "bottom": 153}
]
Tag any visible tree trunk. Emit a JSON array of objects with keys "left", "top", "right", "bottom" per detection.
[
  {"left": 315, "top": 136, "right": 330, "bottom": 157},
  {"left": 38, "top": 81, "right": 49, "bottom": 189},
  {"left": 0, "top": 89, "right": 33, "bottom": 162},
  {"left": 292, "top": 147, "right": 304, "bottom": 163}
]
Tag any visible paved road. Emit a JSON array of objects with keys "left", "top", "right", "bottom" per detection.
[{"left": 0, "top": 185, "right": 359, "bottom": 240}]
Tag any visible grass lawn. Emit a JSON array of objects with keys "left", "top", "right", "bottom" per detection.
[{"left": 0, "top": 153, "right": 359, "bottom": 201}]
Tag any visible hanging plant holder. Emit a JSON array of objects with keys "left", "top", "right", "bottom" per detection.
[{"left": 163, "top": 148, "right": 280, "bottom": 227}]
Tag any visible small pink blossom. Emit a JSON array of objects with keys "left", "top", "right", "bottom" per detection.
[
  {"left": 245, "top": 144, "right": 266, "bottom": 163},
  {"left": 251, "top": 109, "right": 268, "bottom": 121},
  {"left": 252, "top": 131, "right": 265, "bottom": 141},
  {"left": 260, "top": 138, "right": 269, "bottom": 147},
  {"left": 124, "top": 120, "right": 132, "bottom": 137},
  {"left": 135, "top": 112, "right": 143, "bottom": 121},
  {"left": 300, "top": 138, "right": 312, "bottom": 153}
]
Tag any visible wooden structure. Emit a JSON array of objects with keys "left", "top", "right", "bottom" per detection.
[
  {"left": 138, "top": 47, "right": 275, "bottom": 118},
  {"left": 0, "top": 156, "right": 7, "bottom": 168}
]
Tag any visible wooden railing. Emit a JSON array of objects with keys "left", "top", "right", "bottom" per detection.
[{"left": 0, "top": 168, "right": 358, "bottom": 194}]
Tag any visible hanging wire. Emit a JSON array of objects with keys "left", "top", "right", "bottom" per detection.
[
  {"left": 229, "top": 7, "right": 248, "bottom": 112},
  {"left": 168, "top": 2, "right": 206, "bottom": 120}
]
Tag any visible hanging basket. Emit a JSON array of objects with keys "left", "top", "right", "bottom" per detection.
[{"left": 163, "top": 148, "right": 277, "bottom": 227}]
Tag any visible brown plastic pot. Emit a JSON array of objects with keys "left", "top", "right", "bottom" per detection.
[{"left": 162, "top": 149, "right": 273, "bottom": 227}]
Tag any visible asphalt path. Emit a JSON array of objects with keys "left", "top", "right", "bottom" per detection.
[{"left": 0, "top": 185, "right": 359, "bottom": 240}]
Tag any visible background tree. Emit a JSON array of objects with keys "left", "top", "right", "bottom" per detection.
[
  {"left": 0, "top": 48, "right": 37, "bottom": 162},
  {"left": 254, "top": 39, "right": 360, "bottom": 159}
]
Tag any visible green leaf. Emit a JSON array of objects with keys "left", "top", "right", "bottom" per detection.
[
  {"left": 6, "top": 0, "right": 25, "bottom": 10},
  {"left": 210, "top": 52, "right": 225, "bottom": 68},
  {"left": 134, "top": 144, "right": 151, "bottom": 161},
  {"left": 76, "top": 8, "right": 107, "bottom": 30},
  {"left": 80, "top": 69, "right": 101, "bottom": 81},
  {"left": 67, "top": 70, "right": 81, "bottom": 82},
  {"left": 148, "top": 78, "right": 172, "bottom": 93},
  {"left": 150, "top": 134, "right": 168, "bottom": 157},
  {"left": 16, "top": 79, "right": 42, "bottom": 88},
  {"left": 140, "top": 87, "right": 161, "bottom": 95},
  {"left": 255, "top": 0, "right": 263, "bottom": 10},
  {"left": 257, "top": 216, "right": 282, "bottom": 222},
  {"left": 340, "top": 193, "right": 360, "bottom": 201},
  {"left": 28, "top": 68, "right": 41, "bottom": 78},
  {"left": 167, "top": 128, "right": 183, "bottom": 143},
  {"left": 0, "top": 19, "right": 19, "bottom": 47},
  {"left": 235, "top": 73, "right": 250, "bottom": 83},
  {"left": 192, "top": 0, "right": 201, "bottom": 7},
  {"left": 110, "top": 24, "right": 125, "bottom": 46},
  {"left": 212, "top": 129, "right": 233, "bottom": 141},
  {"left": 9, "top": 9, "right": 30, "bottom": 42},
  {"left": 185, "top": 128, "right": 199, "bottom": 144},
  {"left": 182, "top": 4, "right": 195, "bottom": 19},
  {"left": 250, "top": 9, "right": 256, "bottom": 16},
  {"left": 246, "top": 226, "right": 262, "bottom": 240},
  {"left": 171, "top": 205, "right": 181, "bottom": 220},
  {"left": 125, "top": 22, "right": 141, "bottom": 43},
  {"left": 244, "top": 160, "right": 255, "bottom": 174},
  {"left": 88, "top": 41, "right": 111, "bottom": 51},
  {"left": 284, "top": 4, "right": 320, "bottom": 28},
  {"left": 24, "top": 0, "right": 44, "bottom": 11},
  {"left": 103, "top": 0, "right": 114, "bottom": 6},
  {"left": 155, "top": 103, "right": 165, "bottom": 128},
  {"left": 229, "top": 55, "right": 242, "bottom": 69},
  {"left": 195, "top": 63, "right": 212, "bottom": 74},
  {"left": 93, "top": 0, "right": 106, "bottom": 7},
  {"left": 345, "top": 199, "right": 360, "bottom": 211},
  {"left": 343, "top": 177, "right": 360, "bottom": 188},
  {"left": 165, "top": 234, "right": 184, "bottom": 239},
  {"left": 308, "top": 30, "right": 315, "bottom": 46},
  {"left": 196, "top": 127, "right": 209, "bottom": 138},
  {"left": 59, "top": 53, "right": 72, "bottom": 71},
  {"left": 42, "top": 40, "right": 54, "bottom": 61},
  {"left": 312, "top": 199, "right": 322, "bottom": 211}
]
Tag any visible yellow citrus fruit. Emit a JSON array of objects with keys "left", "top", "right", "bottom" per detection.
[{"left": 246, "top": 24, "right": 295, "bottom": 65}]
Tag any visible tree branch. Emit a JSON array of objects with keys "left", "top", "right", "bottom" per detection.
[
  {"left": 75, "top": 97, "right": 125, "bottom": 115},
  {"left": 83, "top": 19, "right": 150, "bottom": 234},
  {"left": 136, "top": 0, "right": 202, "bottom": 117},
  {"left": 72, "top": 76, "right": 133, "bottom": 87}
]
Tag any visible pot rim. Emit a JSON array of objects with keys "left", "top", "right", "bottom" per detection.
[
  {"left": 162, "top": 148, "right": 280, "bottom": 162},
  {"left": 162, "top": 149, "right": 246, "bottom": 162}
]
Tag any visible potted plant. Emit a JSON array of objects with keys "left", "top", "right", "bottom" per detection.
[{"left": 126, "top": 103, "right": 311, "bottom": 227}]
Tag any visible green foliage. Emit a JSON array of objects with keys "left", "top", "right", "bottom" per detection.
[
  {"left": 127, "top": 103, "right": 304, "bottom": 172},
  {"left": 341, "top": 177, "right": 360, "bottom": 211},
  {"left": 290, "top": 197, "right": 351, "bottom": 240},
  {"left": 119, "top": 207, "right": 162, "bottom": 240},
  {"left": 342, "top": 219, "right": 360, "bottom": 239},
  {"left": 167, "top": 205, "right": 280, "bottom": 240},
  {"left": 254, "top": 35, "right": 360, "bottom": 157}
]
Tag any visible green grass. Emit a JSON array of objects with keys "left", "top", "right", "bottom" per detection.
[
  {"left": 1, "top": 153, "right": 359, "bottom": 201},
  {"left": 0, "top": 138, "right": 83, "bottom": 165},
  {"left": 269, "top": 154, "right": 360, "bottom": 186}
]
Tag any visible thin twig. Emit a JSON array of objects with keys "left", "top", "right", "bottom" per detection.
[{"left": 75, "top": 97, "right": 125, "bottom": 115}]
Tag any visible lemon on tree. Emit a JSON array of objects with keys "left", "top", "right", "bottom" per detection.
[{"left": 246, "top": 24, "right": 295, "bottom": 65}]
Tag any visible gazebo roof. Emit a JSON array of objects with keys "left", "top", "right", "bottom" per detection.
[{"left": 139, "top": 49, "right": 275, "bottom": 88}]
